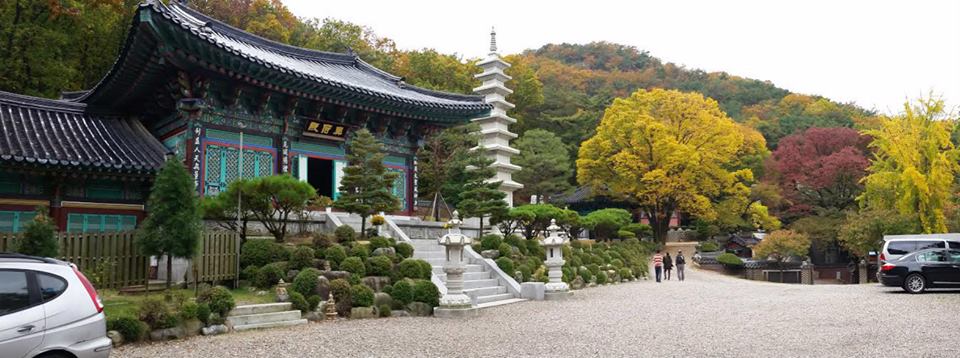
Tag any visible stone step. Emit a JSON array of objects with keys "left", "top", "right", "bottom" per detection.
[
  {"left": 424, "top": 258, "right": 446, "bottom": 265},
  {"left": 438, "top": 271, "right": 489, "bottom": 282},
  {"left": 414, "top": 251, "right": 446, "bottom": 259},
  {"left": 227, "top": 310, "right": 303, "bottom": 326},
  {"left": 464, "top": 286, "right": 507, "bottom": 297},
  {"left": 476, "top": 293, "right": 515, "bottom": 305},
  {"left": 232, "top": 319, "right": 309, "bottom": 332},
  {"left": 432, "top": 265, "right": 483, "bottom": 273},
  {"left": 476, "top": 298, "right": 527, "bottom": 310},
  {"left": 463, "top": 279, "right": 499, "bottom": 290},
  {"left": 229, "top": 303, "right": 292, "bottom": 317}
]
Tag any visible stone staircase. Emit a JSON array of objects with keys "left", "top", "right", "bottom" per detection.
[
  {"left": 227, "top": 302, "right": 307, "bottom": 332},
  {"left": 410, "top": 238, "right": 524, "bottom": 308}
]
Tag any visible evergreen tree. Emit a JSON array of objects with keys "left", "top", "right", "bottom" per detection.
[
  {"left": 246, "top": 175, "right": 317, "bottom": 243},
  {"left": 415, "top": 124, "right": 479, "bottom": 209},
  {"left": 457, "top": 152, "right": 508, "bottom": 235},
  {"left": 137, "top": 157, "right": 202, "bottom": 293},
  {"left": 335, "top": 129, "right": 400, "bottom": 237},
  {"left": 513, "top": 129, "right": 574, "bottom": 203},
  {"left": 17, "top": 207, "right": 57, "bottom": 257}
]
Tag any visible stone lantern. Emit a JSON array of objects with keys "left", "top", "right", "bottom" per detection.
[
  {"left": 542, "top": 219, "right": 571, "bottom": 300},
  {"left": 434, "top": 211, "right": 479, "bottom": 318}
]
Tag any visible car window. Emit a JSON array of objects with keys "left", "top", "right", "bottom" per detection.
[
  {"left": 0, "top": 270, "right": 32, "bottom": 316},
  {"left": 948, "top": 242, "right": 960, "bottom": 249},
  {"left": 918, "top": 241, "right": 945, "bottom": 250},
  {"left": 949, "top": 250, "right": 960, "bottom": 263},
  {"left": 887, "top": 241, "right": 917, "bottom": 255},
  {"left": 37, "top": 273, "right": 67, "bottom": 302},
  {"left": 916, "top": 251, "right": 948, "bottom": 262}
]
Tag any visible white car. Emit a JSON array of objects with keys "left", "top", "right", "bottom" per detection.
[
  {"left": 0, "top": 253, "right": 112, "bottom": 358},
  {"left": 880, "top": 234, "right": 960, "bottom": 264}
]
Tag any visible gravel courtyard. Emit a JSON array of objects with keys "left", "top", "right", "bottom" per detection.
[{"left": 112, "top": 268, "right": 960, "bottom": 358}]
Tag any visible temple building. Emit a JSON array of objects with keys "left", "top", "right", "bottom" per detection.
[{"left": 0, "top": 1, "right": 491, "bottom": 232}]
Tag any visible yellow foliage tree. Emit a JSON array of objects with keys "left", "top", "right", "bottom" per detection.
[
  {"left": 753, "top": 229, "right": 811, "bottom": 282},
  {"left": 859, "top": 96, "right": 959, "bottom": 233},
  {"left": 577, "top": 88, "right": 770, "bottom": 241}
]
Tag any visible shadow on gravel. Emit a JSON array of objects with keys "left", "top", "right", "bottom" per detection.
[{"left": 881, "top": 289, "right": 960, "bottom": 295}]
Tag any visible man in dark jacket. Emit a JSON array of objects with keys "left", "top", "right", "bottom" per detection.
[
  {"left": 664, "top": 253, "right": 673, "bottom": 280},
  {"left": 675, "top": 250, "right": 686, "bottom": 281}
]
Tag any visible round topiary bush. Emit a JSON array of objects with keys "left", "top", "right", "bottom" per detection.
[
  {"left": 241, "top": 265, "right": 260, "bottom": 281},
  {"left": 378, "top": 304, "right": 392, "bottom": 317},
  {"left": 366, "top": 255, "right": 393, "bottom": 277},
  {"left": 480, "top": 235, "right": 503, "bottom": 251},
  {"left": 619, "top": 268, "right": 633, "bottom": 280},
  {"left": 196, "top": 303, "right": 211, "bottom": 326},
  {"left": 569, "top": 255, "right": 583, "bottom": 268},
  {"left": 308, "top": 295, "right": 321, "bottom": 311},
  {"left": 255, "top": 262, "right": 286, "bottom": 288},
  {"left": 351, "top": 284, "right": 375, "bottom": 307},
  {"left": 340, "top": 257, "right": 366, "bottom": 276},
  {"left": 497, "top": 243, "right": 513, "bottom": 258},
  {"left": 107, "top": 316, "right": 146, "bottom": 342},
  {"left": 412, "top": 280, "right": 440, "bottom": 308},
  {"left": 330, "top": 278, "right": 352, "bottom": 316},
  {"left": 495, "top": 257, "right": 514, "bottom": 275},
  {"left": 399, "top": 258, "right": 430, "bottom": 280},
  {"left": 350, "top": 244, "right": 370, "bottom": 260},
  {"left": 587, "top": 264, "right": 600, "bottom": 275},
  {"left": 292, "top": 268, "right": 322, "bottom": 297},
  {"left": 391, "top": 279, "right": 414, "bottom": 306},
  {"left": 335, "top": 225, "right": 357, "bottom": 243},
  {"left": 240, "top": 239, "right": 289, "bottom": 268},
  {"left": 610, "top": 258, "right": 624, "bottom": 269},
  {"left": 324, "top": 244, "right": 347, "bottom": 267},
  {"left": 312, "top": 232, "right": 335, "bottom": 250},
  {"left": 197, "top": 286, "right": 235, "bottom": 317},
  {"left": 394, "top": 242, "right": 414, "bottom": 259},
  {"left": 289, "top": 292, "right": 309, "bottom": 313},
  {"left": 578, "top": 267, "right": 594, "bottom": 283},
  {"left": 369, "top": 237, "right": 391, "bottom": 250},
  {"left": 288, "top": 246, "right": 316, "bottom": 270},
  {"left": 417, "top": 260, "right": 433, "bottom": 278},
  {"left": 717, "top": 252, "right": 744, "bottom": 266},
  {"left": 596, "top": 270, "right": 608, "bottom": 284}
]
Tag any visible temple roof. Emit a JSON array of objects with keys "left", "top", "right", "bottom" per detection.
[
  {"left": 0, "top": 91, "right": 167, "bottom": 175},
  {"left": 77, "top": 1, "right": 490, "bottom": 121}
]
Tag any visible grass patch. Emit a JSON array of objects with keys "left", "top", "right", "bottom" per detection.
[{"left": 101, "top": 287, "right": 276, "bottom": 319}]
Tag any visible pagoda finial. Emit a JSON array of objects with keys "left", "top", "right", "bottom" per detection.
[{"left": 489, "top": 27, "right": 497, "bottom": 55}]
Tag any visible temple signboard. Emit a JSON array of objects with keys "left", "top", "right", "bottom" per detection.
[{"left": 303, "top": 120, "right": 348, "bottom": 141}]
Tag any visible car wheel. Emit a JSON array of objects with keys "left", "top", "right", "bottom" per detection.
[{"left": 903, "top": 273, "right": 926, "bottom": 294}]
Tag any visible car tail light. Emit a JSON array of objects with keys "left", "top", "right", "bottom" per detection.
[
  {"left": 73, "top": 264, "right": 104, "bottom": 313},
  {"left": 881, "top": 263, "right": 896, "bottom": 272},
  {"left": 879, "top": 253, "right": 886, "bottom": 262}
]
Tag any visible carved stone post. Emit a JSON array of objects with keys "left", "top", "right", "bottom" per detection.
[
  {"left": 858, "top": 259, "right": 869, "bottom": 284},
  {"left": 542, "top": 219, "right": 572, "bottom": 300},
  {"left": 434, "top": 211, "right": 479, "bottom": 318}
]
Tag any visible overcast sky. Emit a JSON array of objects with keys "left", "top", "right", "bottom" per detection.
[{"left": 283, "top": 0, "right": 960, "bottom": 115}]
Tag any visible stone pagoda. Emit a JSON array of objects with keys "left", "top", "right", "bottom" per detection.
[{"left": 473, "top": 28, "right": 523, "bottom": 206}]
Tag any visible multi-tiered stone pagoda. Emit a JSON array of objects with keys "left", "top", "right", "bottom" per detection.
[{"left": 472, "top": 29, "right": 523, "bottom": 206}]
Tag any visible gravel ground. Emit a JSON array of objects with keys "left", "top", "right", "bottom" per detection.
[{"left": 112, "top": 268, "right": 960, "bottom": 358}]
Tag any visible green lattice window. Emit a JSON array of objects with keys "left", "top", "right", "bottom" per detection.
[
  {"left": 204, "top": 145, "right": 274, "bottom": 195},
  {"left": 86, "top": 180, "right": 124, "bottom": 200},
  {"left": 66, "top": 214, "right": 136, "bottom": 233},
  {"left": 0, "top": 211, "right": 36, "bottom": 233}
]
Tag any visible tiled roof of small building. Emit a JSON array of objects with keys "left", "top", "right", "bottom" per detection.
[{"left": 0, "top": 91, "right": 167, "bottom": 174}]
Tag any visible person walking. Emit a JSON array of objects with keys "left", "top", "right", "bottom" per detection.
[
  {"left": 664, "top": 252, "right": 673, "bottom": 280},
  {"left": 676, "top": 250, "right": 686, "bottom": 281},
  {"left": 653, "top": 249, "right": 663, "bottom": 283}
]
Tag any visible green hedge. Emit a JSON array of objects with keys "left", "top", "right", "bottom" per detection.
[
  {"left": 240, "top": 240, "right": 288, "bottom": 268},
  {"left": 717, "top": 252, "right": 744, "bottom": 266}
]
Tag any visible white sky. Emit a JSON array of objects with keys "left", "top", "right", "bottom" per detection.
[{"left": 283, "top": 0, "right": 960, "bottom": 115}]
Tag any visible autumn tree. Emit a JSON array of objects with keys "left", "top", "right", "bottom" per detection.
[
  {"left": 859, "top": 96, "right": 959, "bottom": 233},
  {"left": 753, "top": 229, "right": 811, "bottom": 282},
  {"left": 513, "top": 129, "right": 573, "bottom": 203},
  {"left": 577, "top": 88, "right": 770, "bottom": 241},
  {"left": 335, "top": 129, "right": 400, "bottom": 237},
  {"left": 837, "top": 208, "right": 919, "bottom": 259}
]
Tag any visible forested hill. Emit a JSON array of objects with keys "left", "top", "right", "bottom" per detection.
[{"left": 0, "top": 0, "right": 873, "bottom": 150}]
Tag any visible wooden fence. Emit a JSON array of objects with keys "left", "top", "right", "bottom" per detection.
[{"left": 1, "top": 231, "right": 239, "bottom": 290}]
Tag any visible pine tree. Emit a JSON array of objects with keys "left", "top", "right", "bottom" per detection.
[
  {"left": 457, "top": 152, "right": 508, "bottom": 236},
  {"left": 17, "top": 207, "right": 57, "bottom": 257},
  {"left": 137, "top": 157, "right": 202, "bottom": 293},
  {"left": 334, "top": 129, "right": 400, "bottom": 237}
]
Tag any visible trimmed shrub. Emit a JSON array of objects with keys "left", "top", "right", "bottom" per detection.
[
  {"left": 340, "top": 257, "right": 366, "bottom": 276},
  {"left": 348, "top": 273, "right": 362, "bottom": 285},
  {"left": 288, "top": 246, "right": 316, "bottom": 270},
  {"left": 700, "top": 240, "right": 720, "bottom": 252},
  {"left": 289, "top": 292, "right": 309, "bottom": 313},
  {"left": 610, "top": 258, "right": 624, "bottom": 269},
  {"left": 621, "top": 223, "right": 653, "bottom": 238},
  {"left": 525, "top": 239, "right": 544, "bottom": 259},
  {"left": 107, "top": 316, "right": 146, "bottom": 342},
  {"left": 497, "top": 243, "right": 513, "bottom": 258},
  {"left": 596, "top": 270, "right": 608, "bottom": 284},
  {"left": 480, "top": 235, "right": 503, "bottom": 251},
  {"left": 495, "top": 257, "right": 514, "bottom": 275},
  {"left": 197, "top": 286, "right": 235, "bottom": 317},
  {"left": 412, "top": 280, "right": 440, "bottom": 308},
  {"left": 519, "top": 264, "right": 533, "bottom": 282},
  {"left": 417, "top": 260, "right": 433, "bottom": 278},
  {"left": 255, "top": 262, "right": 286, "bottom": 288},
  {"left": 369, "top": 237, "right": 391, "bottom": 250},
  {"left": 617, "top": 230, "right": 636, "bottom": 239},
  {"left": 578, "top": 267, "right": 594, "bottom": 283},
  {"left": 335, "top": 225, "right": 357, "bottom": 243},
  {"left": 382, "top": 284, "right": 394, "bottom": 296},
  {"left": 196, "top": 303, "right": 211, "bottom": 326},
  {"left": 717, "top": 252, "right": 744, "bottom": 266},
  {"left": 379, "top": 304, "right": 392, "bottom": 317},
  {"left": 619, "top": 268, "right": 633, "bottom": 280},
  {"left": 324, "top": 244, "right": 347, "bottom": 267},
  {"left": 366, "top": 255, "right": 393, "bottom": 277},
  {"left": 308, "top": 295, "right": 322, "bottom": 311},
  {"left": 394, "top": 242, "right": 414, "bottom": 259},
  {"left": 240, "top": 239, "right": 288, "bottom": 268},
  {"left": 351, "top": 284, "right": 375, "bottom": 307},
  {"left": 392, "top": 279, "right": 414, "bottom": 306},
  {"left": 179, "top": 302, "right": 199, "bottom": 321},
  {"left": 587, "top": 264, "right": 600, "bottom": 275},
  {"left": 330, "top": 278, "right": 352, "bottom": 316},
  {"left": 569, "top": 255, "right": 583, "bottom": 268},
  {"left": 399, "top": 258, "right": 431, "bottom": 280},
  {"left": 312, "top": 232, "right": 335, "bottom": 250},
  {"left": 241, "top": 265, "right": 260, "bottom": 281},
  {"left": 350, "top": 244, "right": 370, "bottom": 260},
  {"left": 292, "top": 268, "right": 322, "bottom": 297},
  {"left": 138, "top": 297, "right": 173, "bottom": 330}
]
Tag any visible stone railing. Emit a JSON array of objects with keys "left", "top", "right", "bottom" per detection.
[
  {"left": 464, "top": 245, "right": 522, "bottom": 297},
  {"left": 383, "top": 215, "right": 448, "bottom": 296}
]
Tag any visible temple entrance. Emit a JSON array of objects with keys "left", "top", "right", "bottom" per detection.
[{"left": 307, "top": 157, "right": 334, "bottom": 198}]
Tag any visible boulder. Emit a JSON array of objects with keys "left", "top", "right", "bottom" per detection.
[
  {"left": 315, "top": 276, "right": 330, "bottom": 298},
  {"left": 285, "top": 269, "right": 300, "bottom": 283},
  {"left": 201, "top": 324, "right": 228, "bottom": 336},
  {"left": 107, "top": 330, "right": 123, "bottom": 347},
  {"left": 373, "top": 292, "right": 393, "bottom": 308},
  {"left": 372, "top": 247, "right": 396, "bottom": 257},
  {"left": 362, "top": 276, "right": 391, "bottom": 292},
  {"left": 149, "top": 327, "right": 185, "bottom": 341},
  {"left": 406, "top": 302, "right": 433, "bottom": 317},
  {"left": 183, "top": 319, "right": 204, "bottom": 336},
  {"left": 481, "top": 250, "right": 500, "bottom": 259},
  {"left": 391, "top": 310, "right": 410, "bottom": 317},
  {"left": 323, "top": 271, "right": 351, "bottom": 281},
  {"left": 570, "top": 276, "right": 586, "bottom": 290},
  {"left": 303, "top": 311, "right": 322, "bottom": 322},
  {"left": 350, "top": 307, "right": 377, "bottom": 319}
]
